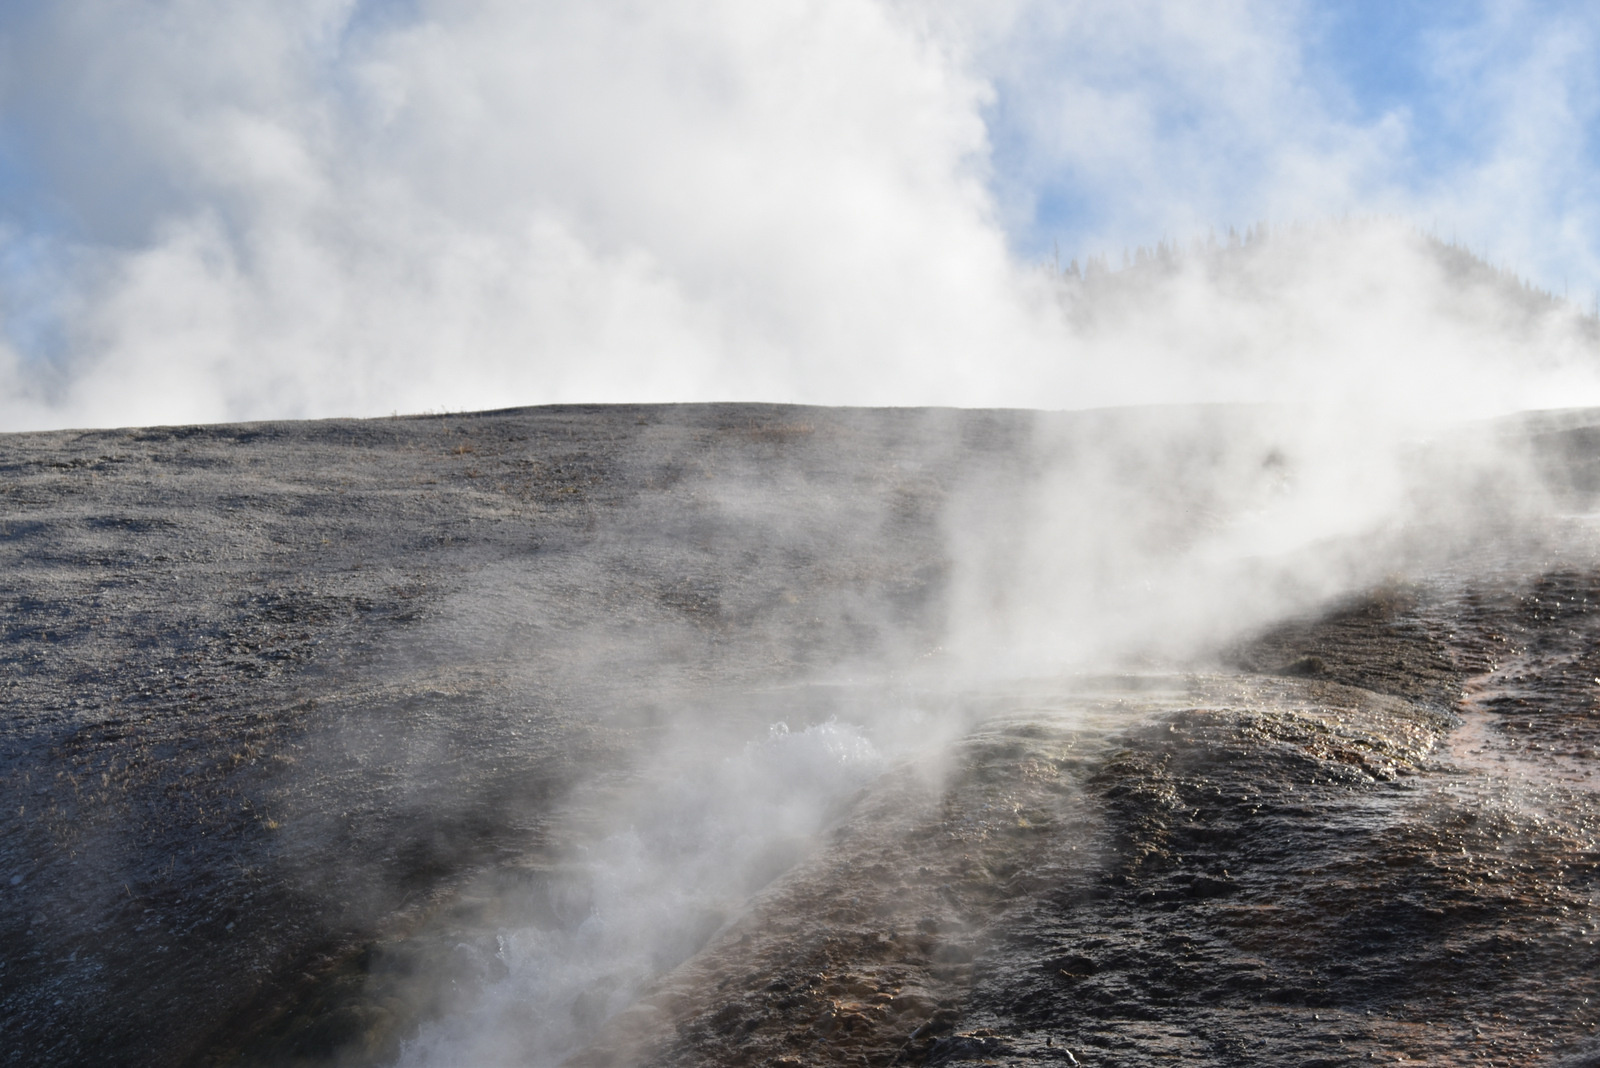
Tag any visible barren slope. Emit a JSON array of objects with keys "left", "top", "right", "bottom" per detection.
[{"left": 5, "top": 404, "right": 1600, "bottom": 1068}]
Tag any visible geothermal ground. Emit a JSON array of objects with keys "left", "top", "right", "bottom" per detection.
[{"left": 5, "top": 404, "right": 1600, "bottom": 1067}]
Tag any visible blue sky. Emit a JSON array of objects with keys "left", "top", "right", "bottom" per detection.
[
  {"left": 0, "top": 0, "right": 1596, "bottom": 427},
  {"left": 1310, "top": 1, "right": 1599, "bottom": 219},
  {"left": 984, "top": 1, "right": 1600, "bottom": 276}
]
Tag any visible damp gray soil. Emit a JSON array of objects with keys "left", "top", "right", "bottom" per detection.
[{"left": 6, "top": 403, "right": 1600, "bottom": 1067}]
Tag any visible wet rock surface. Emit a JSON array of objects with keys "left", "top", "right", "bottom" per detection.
[
  {"left": 7, "top": 403, "right": 1600, "bottom": 1067},
  {"left": 0, "top": 404, "right": 1003, "bottom": 1066},
  {"left": 580, "top": 612, "right": 1600, "bottom": 1067}
]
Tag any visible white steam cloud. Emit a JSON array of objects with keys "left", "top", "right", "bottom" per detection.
[
  {"left": 0, "top": 1, "right": 1598, "bottom": 429},
  {"left": 0, "top": 0, "right": 1029, "bottom": 426}
]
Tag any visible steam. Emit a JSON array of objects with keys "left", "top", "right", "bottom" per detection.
[
  {"left": 0, "top": 2, "right": 1598, "bottom": 428},
  {"left": 377, "top": 330, "right": 1581, "bottom": 1067},
  {"left": 393, "top": 718, "right": 919, "bottom": 1067},
  {"left": 5, "top": 3, "right": 1600, "bottom": 1064}
]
